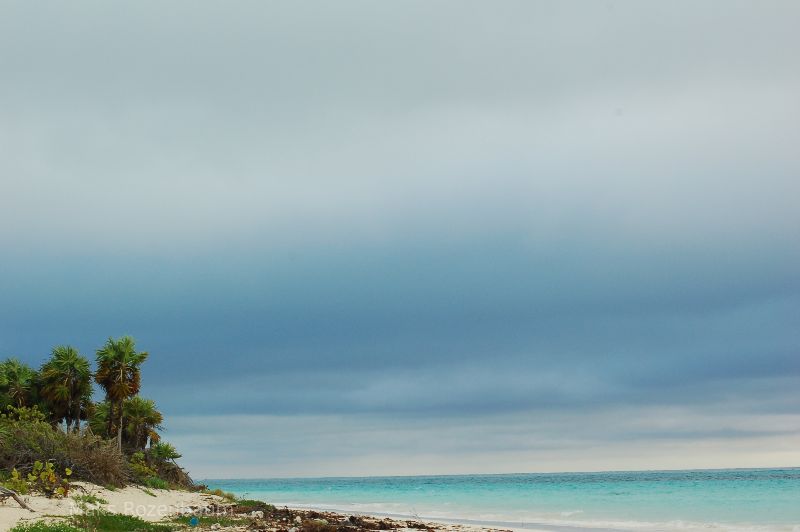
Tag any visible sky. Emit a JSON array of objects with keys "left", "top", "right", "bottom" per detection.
[{"left": 1, "top": 1, "right": 799, "bottom": 479}]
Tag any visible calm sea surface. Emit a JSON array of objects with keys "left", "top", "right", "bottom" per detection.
[{"left": 206, "top": 468, "right": 800, "bottom": 531}]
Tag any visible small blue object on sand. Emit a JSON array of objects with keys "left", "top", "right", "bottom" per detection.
[{"left": 189, "top": 516, "right": 199, "bottom": 527}]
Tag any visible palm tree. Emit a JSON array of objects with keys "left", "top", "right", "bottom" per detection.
[
  {"left": 39, "top": 346, "right": 92, "bottom": 432},
  {"left": 0, "top": 358, "right": 37, "bottom": 408},
  {"left": 88, "top": 400, "right": 111, "bottom": 437},
  {"left": 123, "top": 396, "right": 163, "bottom": 450},
  {"left": 95, "top": 336, "right": 149, "bottom": 450},
  {"left": 150, "top": 441, "right": 181, "bottom": 462}
]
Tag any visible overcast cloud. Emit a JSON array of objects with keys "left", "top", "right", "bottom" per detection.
[{"left": 1, "top": 1, "right": 799, "bottom": 478}]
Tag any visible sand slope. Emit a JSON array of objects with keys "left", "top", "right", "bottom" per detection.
[{"left": 0, "top": 482, "right": 223, "bottom": 531}]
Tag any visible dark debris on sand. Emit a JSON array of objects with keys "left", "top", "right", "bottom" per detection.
[{"left": 189, "top": 503, "right": 512, "bottom": 532}]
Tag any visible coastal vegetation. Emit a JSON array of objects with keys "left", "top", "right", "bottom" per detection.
[
  {"left": 10, "top": 511, "right": 176, "bottom": 532},
  {"left": 0, "top": 337, "right": 194, "bottom": 496}
]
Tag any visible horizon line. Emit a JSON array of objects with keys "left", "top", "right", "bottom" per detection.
[{"left": 201, "top": 464, "right": 800, "bottom": 482}]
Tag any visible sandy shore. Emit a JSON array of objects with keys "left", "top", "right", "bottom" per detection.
[
  {"left": 0, "top": 482, "right": 225, "bottom": 531},
  {"left": 0, "top": 484, "right": 537, "bottom": 532}
]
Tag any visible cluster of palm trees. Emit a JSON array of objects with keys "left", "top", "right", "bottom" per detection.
[{"left": 0, "top": 336, "right": 163, "bottom": 453}]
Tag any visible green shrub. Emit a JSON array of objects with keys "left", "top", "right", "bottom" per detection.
[
  {"left": 142, "top": 476, "right": 169, "bottom": 490},
  {"left": 0, "top": 407, "right": 67, "bottom": 472},
  {"left": 129, "top": 451, "right": 156, "bottom": 479},
  {"left": 26, "top": 460, "right": 72, "bottom": 497},
  {"left": 72, "top": 493, "right": 108, "bottom": 505},
  {"left": 0, "top": 461, "right": 72, "bottom": 498},
  {"left": 234, "top": 499, "right": 277, "bottom": 514},
  {"left": 71, "top": 510, "right": 175, "bottom": 531},
  {"left": 10, "top": 522, "right": 82, "bottom": 532},
  {"left": 2, "top": 468, "right": 29, "bottom": 494},
  {"left": 128, "top": 450, "right": 174, "bottom": 490},
  {"left": 0, "top": 406, "right": 127, "bottom": 488}
]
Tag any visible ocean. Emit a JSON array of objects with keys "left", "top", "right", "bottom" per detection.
[{"left": 206, "top": 468, "right": 800, "bottom": 531}]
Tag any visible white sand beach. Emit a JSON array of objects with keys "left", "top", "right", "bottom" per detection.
[
  {"left": 0, "top": 485, "right": 545, "bottom": 532},
  {"left": 0, "top": 482, "right": 225, "bottom": 531}
]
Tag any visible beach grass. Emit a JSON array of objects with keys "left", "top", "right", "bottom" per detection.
[
  {"left": 10, "top": 523, "right": 83, "bottom": 532},
  {"left": 202, "top": 487, "right": 237, "bottom": 502},
  {"left": 72, "top": 510, "right": 176, "bottom": 531},
  {"left": 233, "top": 498, "right": 276, "bottom": 511},
  {"left": 72, "top": 493, "right": 108, "bottom": 505}
]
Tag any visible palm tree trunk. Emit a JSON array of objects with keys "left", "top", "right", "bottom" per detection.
[
  {"left": 107, "top": 402, "right": 115, "bottom": 438},
  {"left": 67, "top": 391, "right": 72, "bottom": 432},
  {"left": 116, "top": 399, "right": 124, "bottom": 451},
  {"left": 73, "top": 399, "right": 81, "bottom": 433}
]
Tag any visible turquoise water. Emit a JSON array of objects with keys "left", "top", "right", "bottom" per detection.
[{"left": 207, "top": 468, "right": 800, "bottom": 531}]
